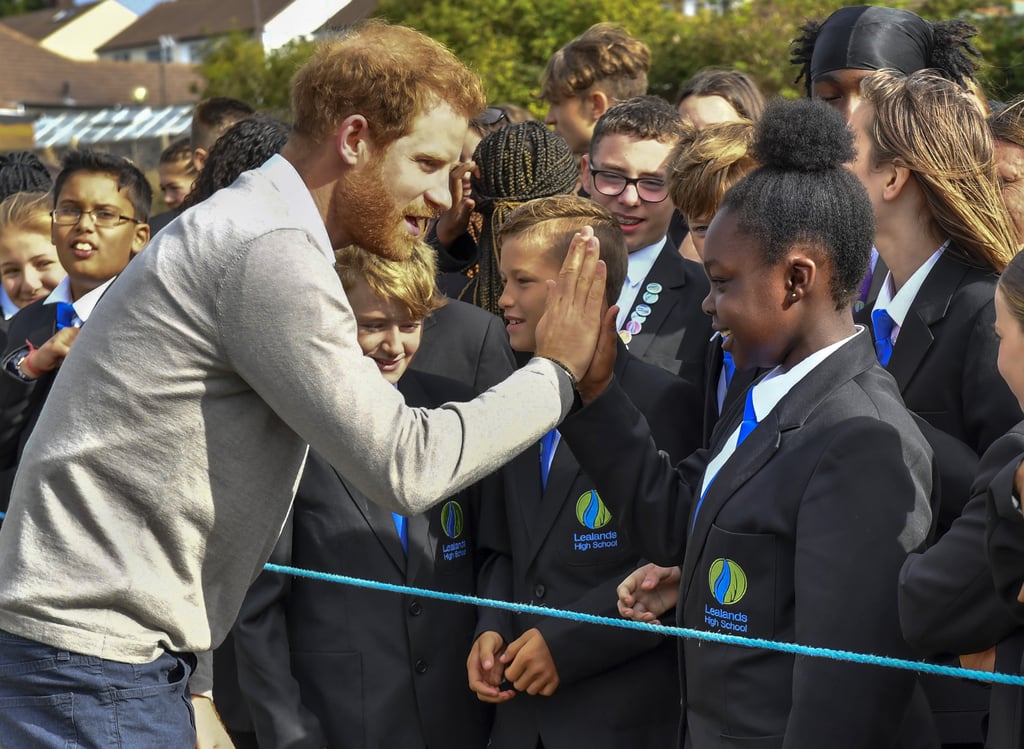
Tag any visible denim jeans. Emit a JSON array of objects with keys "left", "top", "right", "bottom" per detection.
[{"left": 0, "top": 629, "right": 196, "bottom": 748}]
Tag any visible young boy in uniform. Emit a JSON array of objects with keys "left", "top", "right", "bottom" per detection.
[{"left": 467, "top": 195, "right": 700, "bottom": 749}]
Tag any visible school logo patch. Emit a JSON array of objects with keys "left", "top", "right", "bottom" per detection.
[
  {"left": 441, "top": 501, "right": 464, "bottom": 539},
  {"left": 575, "top": 490, "right": 612, "bottom": 530},
  {"left": 708, "top": 558, "right": 748, "bottom": 605}
]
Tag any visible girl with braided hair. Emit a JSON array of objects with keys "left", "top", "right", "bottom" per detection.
[{"left": 434, "top": 120, "right": 579, "bottom": 315}]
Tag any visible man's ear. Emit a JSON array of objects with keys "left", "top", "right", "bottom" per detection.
[
  {"left": 336, "top": 114, "right": 372, "bottom": 166},
  {"left": 192, "top": 148, "right": 207, "bottom": 173}
]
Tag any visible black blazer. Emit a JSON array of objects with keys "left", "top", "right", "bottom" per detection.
[
  {"left": 0, "top": 299, "right": 61, "bottom": 480},
  {"left": 901, "top": 423, "right": 1024, "bottom": 748},
  {"left": 620, "top": 242, "right": 712, "bottom": 390},
  {"left": 560, "top": 330, "right": 934, "bottom": 748},
  {"left": 233, "top": 369, "right": 494, "bottom": 749},
  {"left": 856, "top": 251, "right": 1021, "bottom": 458},
  {"left": 476, "top": 343, "right": 699, "bottom": 749},
  {"left": 701, "top": 333, "right": 760, "bottom": 449},
  {"left": 411, "top": 297, "right": 515, "bottom": 393}
]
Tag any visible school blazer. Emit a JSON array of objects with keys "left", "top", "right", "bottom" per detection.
[
  {"left": 856, "top": 250, "right": 1021, "bottom": 458},
  {"left": 560, "top": 330, "right": 935, "bottom": 748},
  {"left": 233, "top": 369, "right": 494, "bottom": 749},
  {"left": 475, "top": 343, "right": 700, "bottom": 749},
  {"left": 411, "top": 297, "right": 516, "bottom": 393},
  {"left": 0, "top": 299, "right": 62, "bottom": 479},
  {"left": 701, "top": 333, "right": 760, "bottom": 449},
  {"left": 621, "top": 241, "right": 712, "bottom": 389},
  {"left": 900, "top": 423, "right": 1024, "bottom": 748}
]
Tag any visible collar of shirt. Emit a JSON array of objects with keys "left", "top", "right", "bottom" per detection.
[
  {"left": 1, "top": 287, "right": 18, "bottom": 319},
  {"left": 874, "top": 241, "right": 948, "bottom": 334},
  {"left": 261, "top": 154, "right": 335, "bottom": 265},
  {"left": 43, "top": 275, "right": 116, "bottom": 324},
  {"left": 615, "top": 237, "right": 668, "bottom": 329},
  {"left": 699, "top": 326, "right": 863, "bottom": 500},
  {"left": 749, "top": 325, "right": 864, "bottom": 422}
]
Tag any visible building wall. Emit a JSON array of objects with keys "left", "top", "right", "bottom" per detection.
[{"left": 41, "top": 1, "right": 139, "bottom": 61}]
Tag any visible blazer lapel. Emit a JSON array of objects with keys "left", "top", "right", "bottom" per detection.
[
  {"left": 338, "top": 469, "right": 408, "bottom": 573},
  {"left": 405, "top": 510, "right": 433, "bottom": 582},
  {"left": 524, "top": 436, "right": 580, "bottom": 564},
  {"left": 624, "top": 246, "right": 686, "bottom": 360},
  {"left": 887, "top": 252, "right": 968, "bottom": 391},
  {"left": 683, "top": 411, "right": 781, "bottom": 595}
]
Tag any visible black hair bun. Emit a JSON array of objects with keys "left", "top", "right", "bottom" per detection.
[{"left": 753, "top": 98, "right": 855, "bottom": 172}]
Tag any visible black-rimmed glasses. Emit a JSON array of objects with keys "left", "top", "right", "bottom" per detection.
[{"left": 589, "top": 166, "right": 669, "bottom": 203}]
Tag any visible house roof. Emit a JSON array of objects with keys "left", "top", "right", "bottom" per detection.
[
  {"left": 0, "top": 1, "right": 104, "bottom": 42},
  {"left": 0, "top": 23, "right": 202, "bottom": 109},
  {"left": 97, "top": 0, "right": 293, "bottom": 52},
  {"left": 319, "top": 0, "right": 378, "bottom": 32}
]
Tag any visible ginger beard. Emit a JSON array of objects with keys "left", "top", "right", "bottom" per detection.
[{"left": 334, "top": 154, "right": 436, "bottom": 262}]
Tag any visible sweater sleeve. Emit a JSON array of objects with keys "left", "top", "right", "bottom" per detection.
[{"left": 216, "top": 230, "right": 574, "bottom": 515}]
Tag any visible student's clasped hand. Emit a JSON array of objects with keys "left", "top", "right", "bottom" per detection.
[
  {"left": 533, "top": 226, "right": 607, "bottom": 383},
  {"left": 500, "top": 628, "right": 560, "bottom": 696},
  {"left": 467, "top": 631, "right": 515, "bottom": 704},
  {"left": 617, "top": 563, "right": 681, "bottom": 625}
]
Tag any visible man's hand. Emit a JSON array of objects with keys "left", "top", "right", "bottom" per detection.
[
  {"left": 577, "top": 303, "right": 619, "bottom": 405},
  {"left": 617, "top": 563, "right": 681, "bottom": 624},
  {"left": 534, "top": 226, "right": 607, "bottom": 382},
  {"left": 20, "top": 327, "right": 80, "bottom": 378},
  {"left": 434, "top": 161, "right": 479, "bottom": 247},
  {"left": 467, "top": 631, "right": 515, "bottom": 703},
  {"left": 191, "top": 695, "right": 235, "bottom": 749},
  {"left": 501, "top": 628, "right": 560, "bottom": 697}
]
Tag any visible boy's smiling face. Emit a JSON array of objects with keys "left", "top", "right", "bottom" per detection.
[
  {"left": 498, "top": 233, "right": 561, "bottom": 353},
  {"left": 51, "top": 171, "right": 148, "bottom": 300},
  {"left": 347, "top": 276, "right": 423, "bottom": 385}
]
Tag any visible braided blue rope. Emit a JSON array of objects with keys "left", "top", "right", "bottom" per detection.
[
  {"left": 264, "top": 561, "right": 1024, "bottom": 687},
  {"left": 0, "top": 508, "right": 1019, "bottom": 686}
]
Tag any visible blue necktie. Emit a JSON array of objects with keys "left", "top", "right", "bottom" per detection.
[
  {"left": 391, "top": 513, "right": 408, "bottom": 555},
  {"left": 539, "top": 429, "right": 560, "bottom": 490},
  {"left": 722, "top": 350, "right": 736, "bottom": 388},
  {"left": 54, "top": 302, "right": 76, "bottom": 330},
  {"left": 872, "top": 309, "right": 896, "bottom": 366},
  {"left": 692, "top": 389, "right": 759, "bottom": 533}
]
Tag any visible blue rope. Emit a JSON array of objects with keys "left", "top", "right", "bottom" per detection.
[
  {"left": 264, "top": 561, "right": 1024, "bottom": 688},
  {"left": 1, "top": 507, "right": 1020, "bottom": 687}
]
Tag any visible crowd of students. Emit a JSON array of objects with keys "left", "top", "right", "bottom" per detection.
[{"left": 1, "top": 5, "right": 1024, "bottom": 749}]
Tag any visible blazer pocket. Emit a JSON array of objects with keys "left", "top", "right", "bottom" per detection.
[
  {"left": 689, "top": 524, "right": 777, "bottom": 641},
  {"left": 718, "top": 733, "right": 784, "bottom": 748}
]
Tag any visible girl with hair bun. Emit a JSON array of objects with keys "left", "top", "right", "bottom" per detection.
[{"left": 558, "top": 97, "right": 934, "bottom": 748}]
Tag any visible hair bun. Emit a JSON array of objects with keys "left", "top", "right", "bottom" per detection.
[{"left": 753, "top": 98, "right": 855, "bottom": 172}]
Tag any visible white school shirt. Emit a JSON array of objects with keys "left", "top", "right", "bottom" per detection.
[
  {"left": 698, "top": 328, "right": 863, "bottom": 499},
  {"left": 872, "top": 242, "right": 947, "bottom": 346},
  {"left": 43, "top": 275, "right": 116, "bottom": 327}
]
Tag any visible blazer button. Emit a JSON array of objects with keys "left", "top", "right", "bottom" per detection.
[
  {"left": 414, "top": 659, "right": 428, "bottom": 674},
  {"left": 534, "top": 584, "right": 546, "bottom": 598},
  {"left": 409, "top": 601, "right": 423, "bottom": 616}
]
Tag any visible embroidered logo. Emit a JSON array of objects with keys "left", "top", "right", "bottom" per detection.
[
  {"left": 575, "top": 490, "right": 612, "bottom": 529},
  {"left": 708, "top": 558, "right": 748, "bottom": 605},
  {"left": 441, "top": 500, "right": 464, "bottom": 539}
]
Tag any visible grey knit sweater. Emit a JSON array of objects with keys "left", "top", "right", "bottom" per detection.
[{"left": 0, "top": 156, "right": 571, "bottom": 671}]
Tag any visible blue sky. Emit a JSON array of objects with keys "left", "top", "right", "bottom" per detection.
[{"left": 107, "top": 0, "right": 165, "bottom": 13}]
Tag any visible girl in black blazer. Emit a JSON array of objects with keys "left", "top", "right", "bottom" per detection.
[{"left": 562, "top": 98, "right": 934, "bottom": 748}]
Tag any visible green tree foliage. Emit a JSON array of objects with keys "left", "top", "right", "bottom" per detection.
[
  {"left": 375, "top": 0, "right": 1023, "bottom": 108},
  {"left": 198, "top": 32, "right": 315, "bottom": 116},
  {"left": 0, "top": 0, "right": 47, "bottom": 17}
]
